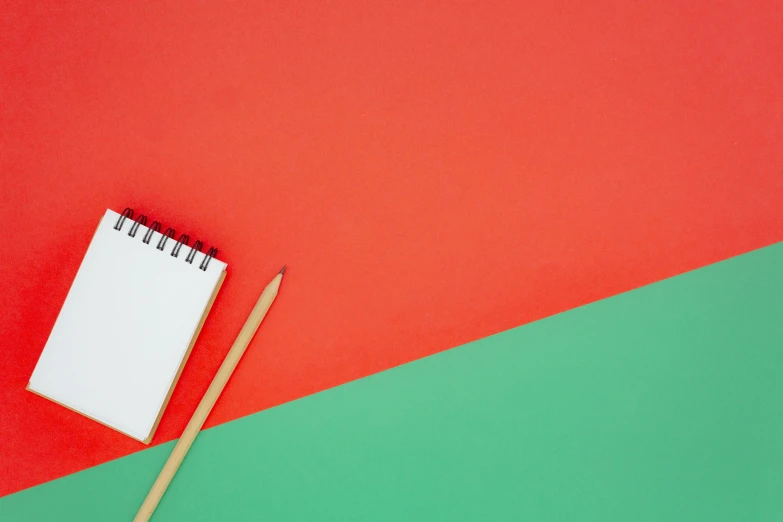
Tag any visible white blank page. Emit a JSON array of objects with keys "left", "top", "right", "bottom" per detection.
[{"left": 29, "top": 209, "right": 226, "bottom": 442}]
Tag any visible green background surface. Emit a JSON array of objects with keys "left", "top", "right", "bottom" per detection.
[{"left": 3, "top": 243, "right": 782, "bottom": 521}]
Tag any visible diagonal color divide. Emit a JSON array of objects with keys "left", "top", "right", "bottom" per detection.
[{"left": 3, "top": 243, "right": 782, "bottom": 521}]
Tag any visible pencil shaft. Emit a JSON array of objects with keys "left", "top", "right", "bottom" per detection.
[{"left": 134, "top": 272, "right": 283, "bottom": 522}]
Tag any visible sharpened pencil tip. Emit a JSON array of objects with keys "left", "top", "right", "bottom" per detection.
[{"left": 279, "top": 265, "right": 287, "bottom": 275}]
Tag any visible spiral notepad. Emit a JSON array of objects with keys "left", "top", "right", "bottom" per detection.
[{"left": 28, "top": 208, "right": 227, "bottom": 443}]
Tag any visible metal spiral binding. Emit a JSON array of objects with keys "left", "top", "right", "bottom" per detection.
[
  {"left": 114, "top": 208, "right": 133, "bottom": 230},
  {"left": 200, "top": 247, "right": 218, "bottom": 271},
  {"left": 112, "top": 208, "right": 218, "bottom": 270},
  {"left": 186, "top": 240, "right": 203, "bottom": 264},
  {"left": 171, "top": 234, "right": 189, "bottom": 258},
  {"left": 128, "top": 215, "right": 147, "bottom": 238},
  {"left": 156, "top": 227, "right": 176, "bottom": 251},
  {"left": 143, "top": 221, "right": 162, "bottom": 244}
]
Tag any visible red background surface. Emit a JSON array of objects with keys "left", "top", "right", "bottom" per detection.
[{"left": 1, "top": 1, "right": 781, "bottom": 497}]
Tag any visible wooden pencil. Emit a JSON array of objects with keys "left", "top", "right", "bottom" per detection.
[{"left": 133, "top": 266, "right": 286, "bottom": 522}]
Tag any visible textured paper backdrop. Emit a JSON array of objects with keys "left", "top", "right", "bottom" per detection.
[{"left": 1, "top": 0, "right": 782, "bottom": 496}]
